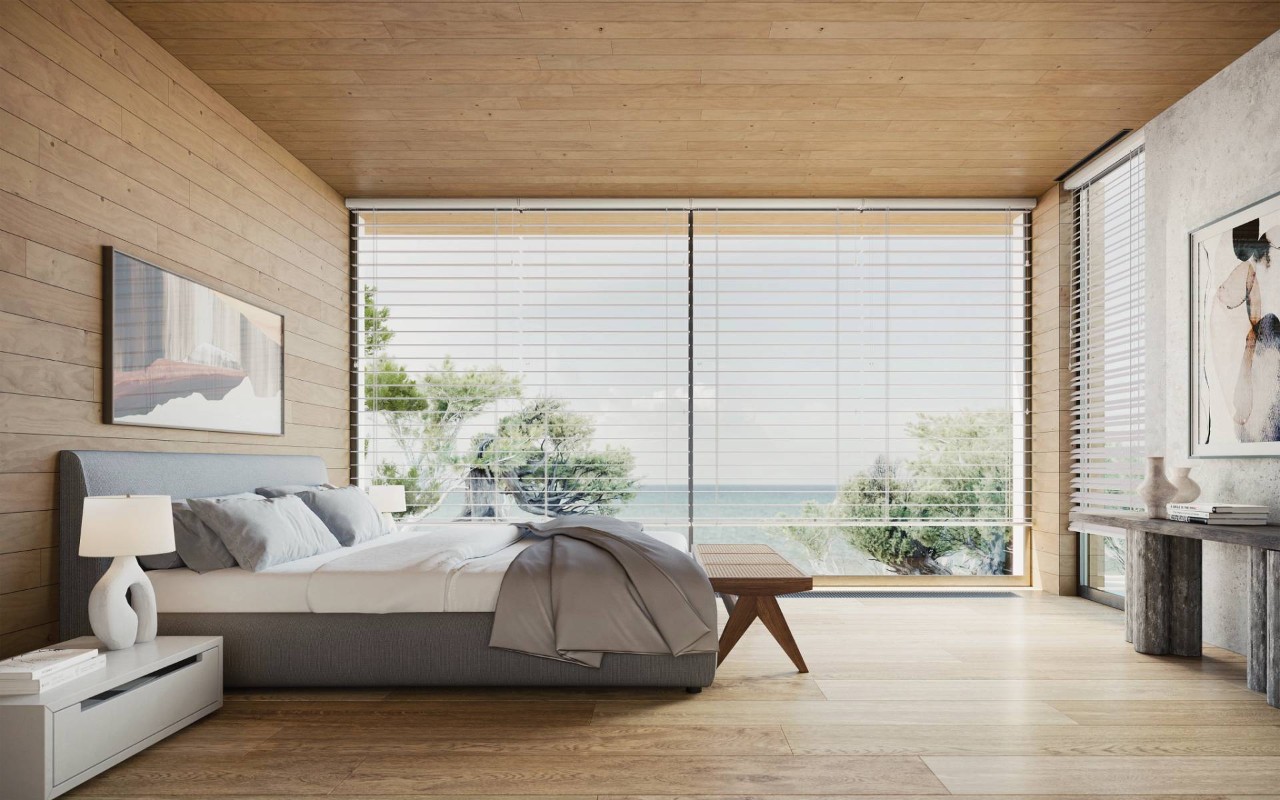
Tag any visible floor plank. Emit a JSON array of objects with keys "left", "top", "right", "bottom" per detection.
[
  {"left": 592, "top": 698, "right": 1078, "bottom": 726},
  {"left": 70, "top": 751, "right": 365, "bottom": 796},
  {"left": 815, "top": 678, "right": 1255, "bottom": 702},
  {"left": 252, "top": 723, "right": 792, "bottom": 756},
  {"left": 1053, "top": 701, "right": 1280, "bottom": 726},
  {"left": 925, "top": 755, "right": 1280, "bottom": 795},
  {"left": 784, "top": 723, "right": 1280, "bottom": 756},
  {"left": 333, "top": 754, "right": 946, "bottom": 795}
]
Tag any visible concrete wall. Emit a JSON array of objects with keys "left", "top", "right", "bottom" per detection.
[{"left": 1146, "top": 30, "right": 1280, "bottom": 653}]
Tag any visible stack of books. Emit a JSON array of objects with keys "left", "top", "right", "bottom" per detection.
[
  {"left": 1168, "top": 503, "right": 1270, "bottom": 526},
  {"left": 0, "top": 647, "right": 105, "bottom": 695}
]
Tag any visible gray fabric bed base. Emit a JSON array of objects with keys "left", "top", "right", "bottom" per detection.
[{"left": 159, "top": 612, "right": 717, "bottom": 688}]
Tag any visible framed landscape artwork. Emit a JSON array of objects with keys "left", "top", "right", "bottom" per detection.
[
  {"left": 1191, "top": 191, "right": 1280, "bottom": 457},
  {"left": 104, "top": 247, "right": 285, "bottom": 435}
]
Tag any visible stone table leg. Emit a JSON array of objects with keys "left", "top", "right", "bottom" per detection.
[
  {"left": 1127, "top": 529, "right": 1202, "bottom": 656},
  {"left": 1269, "top": 550, "right": 1280, "bottom": 709},
  {"left": 1125, "top": 528, "right": 1134, "bottom": 644},
  {"left": 1168, "top": 535, "right": 1202, "bottom": 657},
  {"left": 1248, "top": 548, "right": 1268, "bottom": 693}
]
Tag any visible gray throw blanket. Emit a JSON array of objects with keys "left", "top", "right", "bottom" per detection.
[{"left": 489, "top": 516, "right": 718, "bottom": 667}]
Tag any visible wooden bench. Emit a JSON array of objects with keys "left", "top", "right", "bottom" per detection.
[
  {"left": 695, "top": 544, "right": 814, "bottom": 673},
  {"left": 1072, "top": 511, "right": 1280, "bottom": 708}
]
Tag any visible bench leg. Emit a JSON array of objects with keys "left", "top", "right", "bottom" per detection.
[
  {"left": 717, "top": 595, "right": 758, "bottom": 666},
  {"left": 756, "top": 595, "right": 808, "bottom": 673},
  {"left": 720, "top": 593, "right": 737, "bottom": 615}
]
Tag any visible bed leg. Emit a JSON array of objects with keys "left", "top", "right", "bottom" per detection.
[{"left": 685, "top": 686, "right": 702, "bottom": 694}]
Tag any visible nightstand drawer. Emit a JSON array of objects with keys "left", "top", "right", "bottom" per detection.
[{"left": 52, "top": 645, "right": 221, "bottom": 785}]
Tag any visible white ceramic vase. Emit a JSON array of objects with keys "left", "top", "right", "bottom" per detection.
[
  {"left": 1137, "top": 456, "right": 1178, "bottom": 519},
  {"left": 1170, "top": 467, "right": 1201, "bottom": 504}
]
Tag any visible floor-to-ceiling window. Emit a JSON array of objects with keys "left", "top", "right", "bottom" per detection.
[
  {"left": 352, "top": 202, "right": 1030, "bottom": 581},
  {"left": 1070, "top": 148, "right": 1146, "bottom": 605}
]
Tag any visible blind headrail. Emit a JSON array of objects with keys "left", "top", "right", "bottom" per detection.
[{"left": 346, "top": 198, "right": 1037, "bottom": 212}]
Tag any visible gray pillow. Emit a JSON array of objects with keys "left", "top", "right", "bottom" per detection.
[
  {"left": 140, "top": 492, "right": 261, "bottom": 572},
  {"left": 138, "top": 548, "right": 184, "bottom": 571},
  {"left": 170, "top": 493, "right": 263, "bottom": 573},
  {"left": 255, "top": 483, "right": 335, "bottom": 499},
  {"left": 295, "top": 486, "right": 385, "bottom": 547},
  {"left": 189, "top": 495, "right": 341, "bottom": 572}
]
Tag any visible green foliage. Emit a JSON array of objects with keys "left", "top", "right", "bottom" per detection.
[
  {"left": 770, "top": 499, "right": 841, "bottom": 574},
  {"left": 838, "top": 455, "right": 952, "bottom": 575},
  {"left": 480, "top": 398, "right": 638, "bottom": 516},
  {"left": 900, "top": 411, "right": 1012, "bottom": 575},
  {"left": 361, "top": 287, "right": 393, "bottom": 359},
  {"left": 359, "top": 287, "right": 635, "bottom": 519},
  {"left": 772, "top": 411, "right": 1014, "bottom": 576},
  {"left": 375, "top": 462, "right": 438, "bottom": 520}
]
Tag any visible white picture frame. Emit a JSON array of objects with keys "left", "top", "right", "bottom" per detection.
[
  {"left": 1190, "top": 191, "right": 1280, "bottom": 457},
  {"left": 104, "top": 247, "right": 286, "bottom": 436}
]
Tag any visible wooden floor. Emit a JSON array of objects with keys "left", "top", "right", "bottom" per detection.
[{"left": 68, "top": 592, "right": 1280, "bottom": 798}]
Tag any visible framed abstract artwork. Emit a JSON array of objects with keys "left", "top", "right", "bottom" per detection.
[
  {"left": 103, "top": 247, "right": 285, "bottom": 435},
  {"left": 1190, "top": 191, "right": 1280, "bottom": 457}
]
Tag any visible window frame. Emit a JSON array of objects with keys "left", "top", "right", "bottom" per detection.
[{"left": 349, "top": 201, "right": 1034, "bottom": 585}]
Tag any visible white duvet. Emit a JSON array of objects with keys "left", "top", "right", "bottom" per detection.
[{"left": 148, "top": 522, "right": 689, "bottom": 615}]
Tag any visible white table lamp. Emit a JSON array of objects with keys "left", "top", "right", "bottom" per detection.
[
  {"left": 79, "top": 495, "right": 175, "bottom": 651},
  {"left": 368, "top": 484, "right": 407, "bottom": 532}
]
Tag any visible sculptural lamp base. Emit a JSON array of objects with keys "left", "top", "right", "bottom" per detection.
[{"left": 87, "top": 555, "right": 159, "bottom": 651}]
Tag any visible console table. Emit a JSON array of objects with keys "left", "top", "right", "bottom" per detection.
[{"left": 1072, "top": 511, "right": 1280, "bottom": 708}]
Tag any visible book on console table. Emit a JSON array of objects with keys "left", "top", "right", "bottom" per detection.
[
  {"left": 1169, "top": 513, "right": 1268, "bottom": 526},
  {"left": 1168, "top": 503, "right": 1269, "bottom": 526},
  {"left": 1168, "top": 503, "right": 1269, "bottom": 515}
]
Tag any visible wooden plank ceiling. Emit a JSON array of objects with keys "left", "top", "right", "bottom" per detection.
[{"left": 109, "top": 1, "right": 1280, "bottom": 198}]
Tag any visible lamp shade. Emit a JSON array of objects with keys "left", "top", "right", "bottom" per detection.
[
  {"left": 368, "top": 484, "right": 407, "bottom": 514},
  {"left": 79, "top": 495, "right": 176, "bottom": 557}
]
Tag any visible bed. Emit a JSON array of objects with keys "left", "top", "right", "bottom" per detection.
[{"left": 58, "top": 450, "right": 716, "bottom": 688}]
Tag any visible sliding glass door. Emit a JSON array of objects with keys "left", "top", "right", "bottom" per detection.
[{"left": 352, "top": 204, "right": 1030, "bottom": 581}]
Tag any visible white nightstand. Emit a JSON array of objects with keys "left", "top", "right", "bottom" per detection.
[{"left": 0, "top": 635, "right": 222, "bottom": 800}]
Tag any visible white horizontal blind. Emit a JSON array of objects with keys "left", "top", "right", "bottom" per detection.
[
  {"left": 692, "top": 210, "right": 1029, "bottom": 576},
  {"left": 352, "top": 206, "right": 1030, "bottom": 576},
  {"left": 1070, "top": 149, "right": 1146, "bottom": 527},
  {"left": 353, "top": 209, "right": 689, "bottom": 524}
]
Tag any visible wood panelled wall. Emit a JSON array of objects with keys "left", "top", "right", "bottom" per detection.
[
  {"left": 0, "top": 0, "right": 349, "bottom": 658},
  {"left": 1030, "top": 184, "right": 1076, "bottom": 595}
]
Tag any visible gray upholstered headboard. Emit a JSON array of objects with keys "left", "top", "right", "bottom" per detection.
[{"left": 58, "top": 450, "right": 329, "bottom": 639}]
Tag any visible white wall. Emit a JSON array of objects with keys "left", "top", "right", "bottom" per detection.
[{"left": 1146, "top": 30, "right": 1280, "bottom": 653}]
